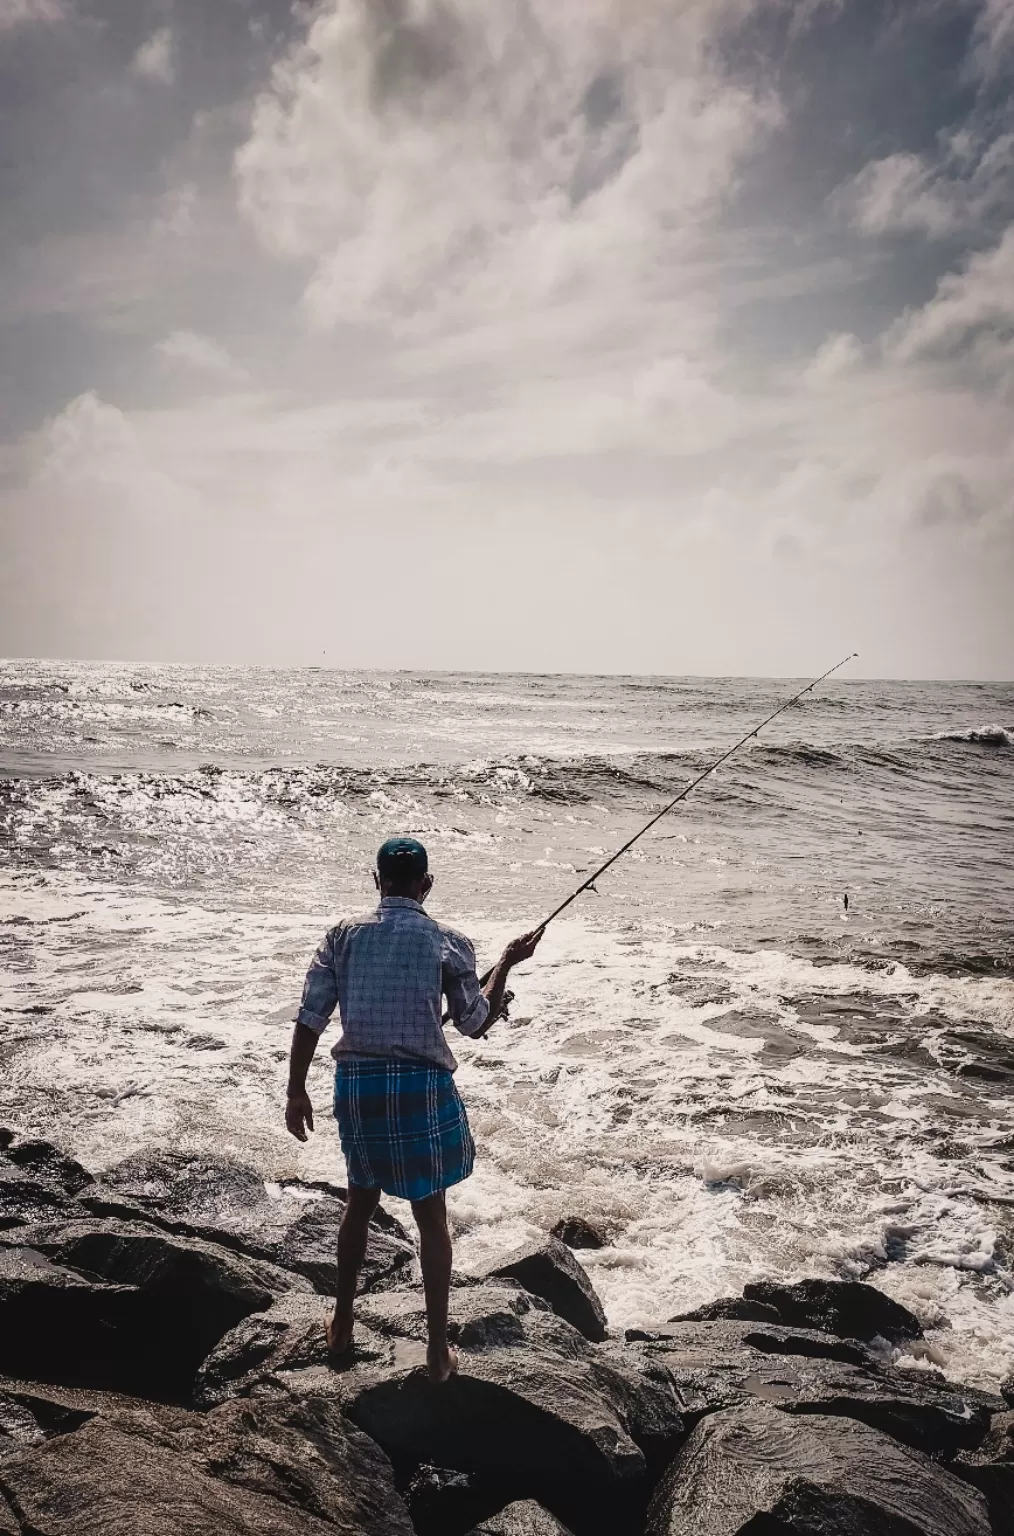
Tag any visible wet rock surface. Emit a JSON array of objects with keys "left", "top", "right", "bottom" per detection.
[
  {"left": 87, "top": 1150, "right": 414, "bottom": 1295},
  {"left": 1, "top": 1133, "right": 1011, "bottom": 1536},
  {"left": 480, "top": 1236, "right": 608, "bottom": 1342},
  {"left": 620, "top": 1318, "right": 1000, "bottom": 1457},
  {"left": 737, "top": 1277, "right": 923, "bottom": 1343},
  {"left": 0, "top": 1378, "right": 413, "bottom": 1535},
  {"left": 646, "top": 1401, "right": 992, "bottom": 1535}
]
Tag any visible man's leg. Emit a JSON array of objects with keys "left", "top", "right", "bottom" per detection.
[
  {"left": 328, "top": 1183, "right": 381, "bottom": 1356},
  {"left": 411, "top": 1190, "right": 456, "bottom": 1383}
]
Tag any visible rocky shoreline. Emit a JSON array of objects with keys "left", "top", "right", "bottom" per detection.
[{"left": 1, "top": 1130, "right": 1011, "bottom": 1535}]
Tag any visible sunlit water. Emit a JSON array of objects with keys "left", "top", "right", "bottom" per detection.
[{"left": 2, "top": 660, "right": 1012, "bottom": 1389}]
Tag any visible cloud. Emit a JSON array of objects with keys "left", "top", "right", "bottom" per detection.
[
  {"left": 155, "top": 329, "right": 249, "bottom": 384},
  {"left": 802, "top": 331, "right": 863, "bottom": 384},
  {"left": 0, "top": 0, "right": 67, "bottom": 31},
  {"left": 131, "top": 26, "right": 175, "bottom": 85},
  {"left": 835, "top": 128, "right": 1014, "bottom": 240},
  {"left": 886, "top": 223, "right": 1014, "bottom": 368},
  {"left": 235, "top": 0, "right": 779, "bottom": 332}
]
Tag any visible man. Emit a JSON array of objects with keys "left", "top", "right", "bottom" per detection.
[{"left": 285, "top": 837, "right": 542, "bottom": 1383}]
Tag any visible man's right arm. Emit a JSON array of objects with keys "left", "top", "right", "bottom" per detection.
[{"left": 287, "top": 926, "right": 341, "bottom": 1140}]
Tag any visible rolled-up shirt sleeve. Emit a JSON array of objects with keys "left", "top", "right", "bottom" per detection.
[
  {"left": 295, "top": 927, "right": 340, "bottom": 1034},
  {"left": 442, "top": 931, "right": 490, "bottom": 1038}
]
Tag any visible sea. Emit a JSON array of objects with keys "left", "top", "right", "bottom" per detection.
[{"left": 2, "top": 660, "right": 1012, "bottom": 1390}]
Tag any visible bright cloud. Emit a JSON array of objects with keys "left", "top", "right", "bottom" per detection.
[
  {"left": 155, "top": 329, "right": 249, "bottom": 384},
  {"left": 0, "top": 0, "right": 67, "bottom": 31},
  {"left": 131, "top": 26, "right": 175, "bottom": 85}
]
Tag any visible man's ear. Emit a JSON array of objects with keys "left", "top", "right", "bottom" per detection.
[
  {"left": 421, "top": 873, "right": 434, "bottom": 899},
  {"left": 373, "top": 870, "right": 380, "bottom": 891}
]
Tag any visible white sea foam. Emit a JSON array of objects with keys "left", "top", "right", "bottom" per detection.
[{"left": 2, "top": 868, "right": 1012, "bottom": 1393}]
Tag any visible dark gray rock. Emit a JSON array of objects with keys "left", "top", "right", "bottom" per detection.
[
  {"left": 469, "top": 1501, "right": 575, "bottom": 1535},
  {"left": 740, "top": 1277, "right": 923, "bottom": 1343},
  {"left": 0, "top": 1137, "right": 93, "bottom": 1195},
  {"left": 481, "top": 1237, "right": 607, "bottom": 1342},
  {"left": 0, "top": 1166, "right": 82, "bottom": 1231},
  {"left": 86, "top": 1149, "right": 413, "bottom": 1294},
  {"left": 195, "top": 1292, "right": 390, "bottom": 1407},
  {"left": 954, "top": 1409, "right": 1014, "bottom": 1536},
  {"left": 620, "top": 1319, "right": 1000, "bottom": 1457},
  {"left": 647, "top": 1401, "right": 991, "bottom": 1535},
  {"left": 0, "top": 1248, "right": 145, "bottom": 1394},
  {"left": 236, "top": 1282, "right": 683, "bottom": 1535},
  {"left": 1002, "top": 1372, "right": 1014, "bottom": 1407},
  {"left": 2, "top": 1218, "right": 304, "bottom": 1398},
  {"left": 0, "top": 1385, "right": 414, "bottom": 1535},
  {"left": 625, "top": 1319, "right": 879, "bottom": 1369},
  {"left": 551, "top": 1218, "right": 605, "bottom": 1251},
  {"left": 668, "top": 1295, "right": 783, "bottom": 1326}
]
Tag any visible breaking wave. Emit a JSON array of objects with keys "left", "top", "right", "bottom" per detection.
[{"left": 935, "top": 724, "right": 1012, "bottom": 748}]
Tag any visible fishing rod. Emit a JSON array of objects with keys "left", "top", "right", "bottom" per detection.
[{"left": 478, "top": 652, "right": 858, "bottom": 988}]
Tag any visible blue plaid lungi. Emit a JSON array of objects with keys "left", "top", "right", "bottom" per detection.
[{"left": 333, "top": 1059, "right": 475, "bottom": 1202}]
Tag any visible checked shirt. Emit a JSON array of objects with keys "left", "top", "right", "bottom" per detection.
[{"left": 295, "top": 895, "right": 490, "bottom": 1072}]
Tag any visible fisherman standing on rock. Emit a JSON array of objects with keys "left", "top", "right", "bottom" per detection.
[{"left": 285, "top": 837, "right": 542, "bottom": 1382}]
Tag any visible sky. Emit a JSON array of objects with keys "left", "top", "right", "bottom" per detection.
[{"left": 0, "top": 0, "right": 1012, "bottom": 677}]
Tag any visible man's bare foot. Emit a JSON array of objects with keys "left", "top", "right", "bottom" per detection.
[
  {"left": 325, "top": 1313, "right": 353, "bottom": 1360},
  {"left": 426, "top": 1343, "right": 458, "bottom": 1384}
]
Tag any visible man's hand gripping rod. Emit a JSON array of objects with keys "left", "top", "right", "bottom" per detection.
[{"left": 477, "top": 652, "right": 858, "bottom": 991}]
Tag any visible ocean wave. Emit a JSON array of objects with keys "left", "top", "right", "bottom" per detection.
[{"left": 935, "top": 724, "right": 1012, "bottom": 748}]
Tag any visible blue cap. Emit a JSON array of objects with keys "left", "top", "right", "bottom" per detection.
[{"left": 377, "top": 837, "right": 428, "bottom": 879}]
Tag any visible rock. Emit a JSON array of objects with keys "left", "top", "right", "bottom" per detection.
[
  {"left": 336, "top": 1282, "right": 681, "bottom": 1533},
  {"left": 620, "top": 1319, "right": 1000, "bottom": 1457},
  {"left": 740, "top": 1277, "right": 923, "bottom": 1343},
  {"left": 954, "top": 1409, "right": 1014, "bottom": 1536},
  {"left": 0, "top": 1385, "right": 414, "bottom": 1535},
  {"left": 0, "top": 1166, "right": 82, "bottom": 1231},
  {"left": 481, "top": 1237, "right": 607, "bottom": 1342},
  {"left": 86, "top": 1150, "right": 414, "bottom": 1294},
  {"left": 646, "top": 1401, "right": 991, "bottom": 1535},
  {"left": 3, "top": 1218, "right": 304, "bottom": 1398},
  {"left": 195, "top": 1292, "right": 393, "bottom": 1407},
  {"left": 668, "top": 1296, "right": 784, "bottom": 1326},
  {"left": 550, "top": 1218, "right": 605, "bottom": 1252},
  {"left": 0, "top": 1247, "right": 146, "bottom": 1392},
  {"left": 625, "top": 1319, "right": 879, "bottom": 1369},
  {"left": 469, "top": 1501, "right": 575, "bottom": 1535},
  {"left": 1002, "top": 1372, "right": 1014, "bottom": 1407},
  {"left": 214, "top": 1282, "right": 682, "bottom": 1534},
  {"left": 0, "top": 1137, "right": 93, "bottom": 1195},
  {"left": 406, "top": 1464, "right": 508, "bottom": 1536}
]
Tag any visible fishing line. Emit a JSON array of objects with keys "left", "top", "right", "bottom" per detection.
[{"left": 476, "top": 652, "right": 858, "bottom": 989}]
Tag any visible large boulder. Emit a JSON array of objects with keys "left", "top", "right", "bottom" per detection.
[
  {"left": 620, "top": 1319, "right": 1000, "bottom": 1457},
  {"left": 0, "top": 1248, "right": 145, "bottom": 1393},
  {"left": 480, "top": 1237, "right": 607, "bottom": 1342},
  {"left": 2, "top": 1218, "right": 305, "bottom": 1398},
  {"left": 206, "top": 1280, "right": 683, "bottom": 1535},
  {"left": 741, "top": 1277, "right": 923, "bottom": 1343},
  {"left": 0, "top": 1137, "right": 94, "bottom": 1195},
  {"left": 646, "top": 1401, "right": 991, "bottom": 1535},
  {"left": 954, "top": 1409, "right": 1014, "bottom": 1536},
  {"left": 670, "top": 1278, "right": 922, "bottom": 1343},
  {"left": 0, "top": 1382, "right": 414, "bottom": 1535},
  {"left": 0, "top": 1166, "right": 82, "bottom": 1232},
  {"left": 85, "top": 1150, "right": 413, "bottom": 1294}
]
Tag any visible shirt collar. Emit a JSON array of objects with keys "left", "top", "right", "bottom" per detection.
[{"left": 379, "top": 896, "right": 424, "bottom": 911}]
